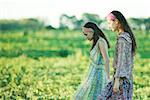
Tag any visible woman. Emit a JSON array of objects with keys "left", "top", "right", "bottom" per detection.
[
  {"left": 98, "top": 11, "right": 137, "bottom": 100},
  {"left": 74, "top": 22, "right": 110, "bottom": 100}
]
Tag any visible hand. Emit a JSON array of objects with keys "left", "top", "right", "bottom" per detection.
[
  {"left": 113, "top": 78, "right": 120, "bottom": 93},
  {"left": 107, "top": 76, "right": 111, "bottom": 82}
]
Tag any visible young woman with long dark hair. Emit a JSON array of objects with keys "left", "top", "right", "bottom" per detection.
[
  {"left": 98, "top": 10, "right": 137, "bottom": 100},
  {"left": 74, "top": 22, "right": 110, "bottom": 100}
]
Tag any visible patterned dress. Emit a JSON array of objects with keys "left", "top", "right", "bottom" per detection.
[
  {"left": 74, "top": 37, "right": 109, "bottom": 100},
  {"left": 98, "top": 32, "right": 134, "bottom": 100}
]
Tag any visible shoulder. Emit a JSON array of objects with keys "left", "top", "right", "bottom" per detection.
[
  {"left": 118, "top": 32, "right": 132, "bottom": 43},
  {"left": 98, "top": 37, "right": 107, "bottom": 44},
  {"left": 98, "top": 37, "right": 108, "bottom": 49}
]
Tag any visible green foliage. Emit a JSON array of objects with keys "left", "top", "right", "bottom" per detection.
[
  {"left": 82, "top": 13, "right": 102, "bottom": 25},
  {"left": 0, "top": 18, "right": 44, "bottom": 33},
  {"left": 0, "top": 30, "right": 149, "bottom": 99}
]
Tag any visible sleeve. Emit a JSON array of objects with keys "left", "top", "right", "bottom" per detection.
[{"left": 114, "top": 37, "right": 128, "bottom": 79}]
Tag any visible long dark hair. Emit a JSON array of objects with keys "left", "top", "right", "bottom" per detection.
[
  {"left": 83, "top": 22, "right": 110, "bottom": 50},
  {"left": 111, "top": 10, "right": 137, "bottom": 55}
]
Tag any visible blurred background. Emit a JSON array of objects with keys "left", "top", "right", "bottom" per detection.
[{"left": 0, "top": 0, "right": 150, "bottom": 99}]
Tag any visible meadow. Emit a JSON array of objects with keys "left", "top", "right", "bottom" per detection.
[{"left": 0, "top": 29, "right": 149, "bottom": 99}]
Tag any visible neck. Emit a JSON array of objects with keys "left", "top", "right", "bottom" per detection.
[{"left": 117, "top": 28, "right": 124, "bottom": 36}]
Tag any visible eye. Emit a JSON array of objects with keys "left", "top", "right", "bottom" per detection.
[
  {"left": 83, "top": 32, "right": 87, "bottom": 36},
  {"left": 84, "top": 33, "right": 87, "bottom": 36}
]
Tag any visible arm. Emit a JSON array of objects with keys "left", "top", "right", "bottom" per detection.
[
  {"left": 114, "top": 38, "right": 127, "bottom": 79},
  {"left": 113, "top": 78, "right": 120, "bottom": 93},
  {"left": 113, "top": 37, "right": 127, "bottom": 92},
  {"left": 98, "top": 39, "right": 110, "bottom": 80}
]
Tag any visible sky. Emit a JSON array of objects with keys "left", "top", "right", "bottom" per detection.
[{"left": 0, "top": 0, "right": 149, "bottom": 27}]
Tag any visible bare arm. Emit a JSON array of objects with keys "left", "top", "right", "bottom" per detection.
[
  {"left": 98, "top": 39, "right": 110, "bottom": 80},
  {"left": 113, "top": 78, "right": 120, "bottom": 93}
]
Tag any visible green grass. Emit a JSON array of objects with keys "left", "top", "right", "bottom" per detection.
[{"left": 0, "top": 30, "right": 149, "bottom": 99}]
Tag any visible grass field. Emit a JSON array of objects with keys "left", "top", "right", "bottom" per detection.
[{"left": 0, "top": 29, "right": 149, "bottom": 99}]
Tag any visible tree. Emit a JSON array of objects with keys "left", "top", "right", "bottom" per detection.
[
  {"left": 59, "top": 14, "right": 78, "bottom": 30},
  {"left": 81, "top": 13, "right": 102, "bottom": 25}
]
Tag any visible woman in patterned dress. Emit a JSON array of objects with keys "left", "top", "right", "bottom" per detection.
[
  {"left": 98, "top": 10, "right": 137, "bottom": 100},
  {"left": 74, "top": 22, "right": 110, "bottom": 100}
]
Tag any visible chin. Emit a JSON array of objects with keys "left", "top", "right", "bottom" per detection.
[
  {"left": 87, "top": 38, "right": 91, "bottom": 41},
  {"left": 111, "top": 29, "right": 115, "bottom": 32},
  {"left": 87, "top": 38, "right": 92, "bottom": 41},
  {"left": 90, "top": 38, "right": 93, "bottom": 41}
]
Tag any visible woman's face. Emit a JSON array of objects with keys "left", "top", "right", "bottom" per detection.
[
  {"left": 82, "top": 27, "right": 94, "bottom": 41},
  {"left": 107, "top": 18, "right": 119, "bottom": 32}
]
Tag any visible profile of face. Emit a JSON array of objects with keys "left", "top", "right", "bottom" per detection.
[
  {"left": 82, "top": 27, "right": 94, "bottom": 41},
  {"left": 107, "top": 14, "right": 120, "bottom": 32}
]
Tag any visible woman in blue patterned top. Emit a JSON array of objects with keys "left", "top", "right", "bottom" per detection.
[{"left": 74, "top": 22, "right": 110, "bottom": 100}]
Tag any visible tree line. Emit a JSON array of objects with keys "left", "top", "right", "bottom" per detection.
[{"left": 0, "top": 13, "right": 149, "bottom": 33}]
